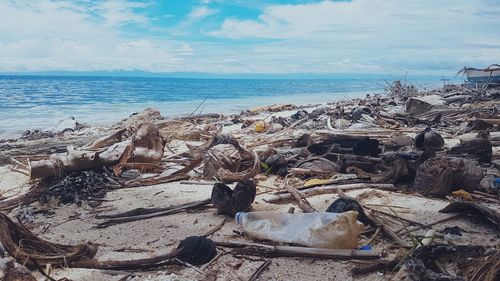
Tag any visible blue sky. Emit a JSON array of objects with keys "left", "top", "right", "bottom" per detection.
[{"left": 0, "top": 0, "right": 499, "bottom": 76}]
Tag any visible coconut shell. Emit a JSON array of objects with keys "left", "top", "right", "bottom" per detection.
[{"left": 413, "top": 157, "right": 484, "bottom": 196}]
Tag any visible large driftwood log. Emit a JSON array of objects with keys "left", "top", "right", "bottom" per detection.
[
  {"left": 29, "top": 142, "right": 129, "bottom": 180},
  {"left": 28, "top": 122, "right": 165, "bottom": 180}
]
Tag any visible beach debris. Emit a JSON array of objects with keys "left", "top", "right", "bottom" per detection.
[
  {"left": 41, "top": 170, "right": 118, "bottom": 205},
  {"left": 333, "top": 118, "right": 351, "bottom": 129},
  {"left": 21, "top": 117, "right": 88, "bottom": 141},
  {"left": 308, "top": 135, "right": 380, "bottom": 157},
  {"left": 112, "top": 107, "right": 163, "bottom": 133},
  {"left": 295, "top": 133, "right": 313, "bottom": 147},
  {"left": 292, "top": 157, "right": 340, "bottom": 177},
  {"left": 254, "top": 120, "right": 267, "bottom": 133},
  {"left": 414, "top": 127, "right": 444, "bottom": 151},
  {"left": 263, "top": 154, "right": 288, "bottom": 176},
  {"left": 439, "top": 201, "right": 500, "bottom": 228},
  {"left": 235, "top": 211, "right": 363, "bottom": 249},
  {"left": 0, "top": 212, "right": 97, "bottom": 268},
  {"left": 265, "top": 183, "right": 396, "bottom": 204},
  {"left": 401, "top": 245, "right": 495, "bottom": 281},
  {"left": 448, "top": 133, "right": 492, "bottom": 163},
  {"left": 405, "top": 94, "right": 446, "bottom": 115},
  {"left": 413, "top": 157, "right": 484, "bottom": 196},
  {"left": 28, "top": 121, "right": 165, "bottom": 180},
  {"left": 96, "top": 198, "right": 212, "bottom": 228},
  {"left": 176, "top": 236, "right": 217, "bottom": 265},
  {"left": 211, "top": 179, "right": 256, "bottom": 216},
  {"left": 325, "top": 197, "right": 372, "bottom": 226},
  {"left": 216, "top": 240, "right": 379, "bottom": 260},
  {"left": 0, "top": 257, "right": 37, "bottom": 281}
]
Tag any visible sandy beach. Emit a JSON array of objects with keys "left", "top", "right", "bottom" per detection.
[{"left": 0, "top": 81, "right": 498, "bottom": 281}]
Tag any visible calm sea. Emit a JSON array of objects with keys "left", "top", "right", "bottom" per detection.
[{"left": 0, "top": 75, "right": 443, "bottom": 138}]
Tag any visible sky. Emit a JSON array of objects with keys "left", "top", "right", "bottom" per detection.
[{"left": 0, "top": 0, "right": 499, "bottom": 76}]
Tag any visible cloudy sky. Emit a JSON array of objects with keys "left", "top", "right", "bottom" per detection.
[{"left": 0, "top": 0, "right": 499, "bottom": 75}]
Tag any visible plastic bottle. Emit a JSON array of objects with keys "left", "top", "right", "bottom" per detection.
[{"left": 235, "top": 211, "right": 363, "bottom": 249}]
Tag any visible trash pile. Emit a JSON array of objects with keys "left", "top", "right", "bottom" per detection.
[{"left": 0, "top": 82, "right": 498, "bottom": 281}]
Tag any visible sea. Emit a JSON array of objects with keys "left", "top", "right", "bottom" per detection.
[{"left": 0, "top": 75, "right": 447, "bottom": 138}]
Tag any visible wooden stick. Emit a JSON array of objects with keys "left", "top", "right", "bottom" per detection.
[
  {"left": 214, "top": 241, "right": 380, "bottom": 259},
  {"left": 249, "top": 260, "right": 272, "bottom": 281},
  {"left": 204, "top": 218, "right": 228, "bottom": 237},
  {"left": 264, "top": 183, "right": 396, "bottom": 204},
  {"left": 285, "top": 185, "right": 316, "bottom": 213},
  {"left": 367, "top": 208, "right": 427, "bottom": 227}
]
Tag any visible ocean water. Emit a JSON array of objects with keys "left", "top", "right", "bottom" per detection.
[{"left": 0, "top": 75, "right": 442, "bottom": 138}]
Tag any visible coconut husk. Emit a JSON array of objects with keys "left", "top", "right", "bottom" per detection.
[
  {"left": 413, "top": 157, "right": 484, "bottom": 196},
  {"left": 0, "top": 213, "right": 97, "bottom": 268}
]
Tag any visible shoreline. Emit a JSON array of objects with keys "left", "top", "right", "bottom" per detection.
[{"left": 0, "top": 89, "right": 379, "bottom": 139}]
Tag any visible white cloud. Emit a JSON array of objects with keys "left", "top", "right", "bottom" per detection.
[
  {"left": 0, "top": 0, "right": 498, "bottom": 75},
  {"left": 92, "top": 0, "right": 150, "bottom": 27},
  {"left": 187, "top": 6, "right": 217, "bottom": 22},
  {"left": 208, "top": 0, "right": 500, "bottom": 73}
]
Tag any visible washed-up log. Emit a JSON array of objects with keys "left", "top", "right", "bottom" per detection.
[
  {"left": 264, "top": 183, "right": 396, "bottom": 204},
  {"left": 29, "top": 142, "right": 129, "bottom": 180},
  {"left": 29, "top": 122, "right": 166, "bottom": 180},
  {"left": 0, "top": 213, "right": 97, "bottom": 268},
  {"left": 439, "top": 201, "right": 500, "bottom": 228},
  {"left": 413, "top": 157, "right": 484, "bottom": 196},
  {"left": 214, "top": 241, "right": 380, "bottom": 259}
]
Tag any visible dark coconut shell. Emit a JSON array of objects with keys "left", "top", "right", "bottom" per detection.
[
  {"left": 211, "top": 179, "right": 256, "bottom": 216},
  {"left": 326, "top": 197, "right": 374, "bottom": 226},
  {"left": 176, "top": 236, "right": 217, "bottom": 265}
]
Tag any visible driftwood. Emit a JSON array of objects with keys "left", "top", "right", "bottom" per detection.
[
  {"left": 70, "top": 248, "right": 181, "bottom": 270},
  {"left": 215, "top": 241, "right": 380, "bottom": 259},
  {"left": 29, "top": 142, "right": 129, "bottom": 180},
  {"left": 0, "top": 135, "right": 95, "bottom": 165},
  {"left": 28, "top": 122, "right": 165, "bottom": 180},
  {"left": 264, "top": 183, "right": 396, "bottom": 204},
  {"left": 249, "top": 260, "right": 272, "bottom": 281},
  {"left": 97, "top": 198, "right": 212, "bottom": 228},
  {"left": 284, "top": 184, "right": 316, "bottom": 213},
  {"left": 439, "top": 201, "right": 500, "bottom": 228}
]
